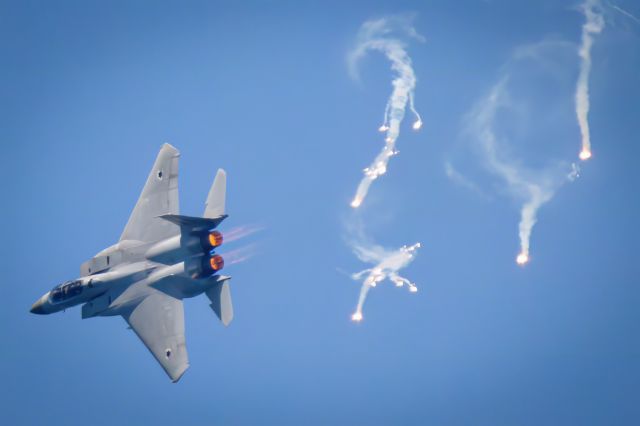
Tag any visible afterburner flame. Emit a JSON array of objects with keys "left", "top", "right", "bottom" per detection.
[
  {"left": 208, "top": 231, "right": 223, "bottom": 248},
  {"left": 579, "top": 150, "right": 592, "bottom": 161},
  {"left": 209, "top": 254, "right": 225, "bottom": 271},
  {"left": 516, "top": 253, "right": 529, "bottom": 266}
]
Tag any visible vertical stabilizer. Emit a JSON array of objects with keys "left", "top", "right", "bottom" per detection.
[
  {"left": 205, "top": 278, "right": 233, "bottom": 326},
  {"left": 204, "top": 169, "right": 226, "bottom": 218}
]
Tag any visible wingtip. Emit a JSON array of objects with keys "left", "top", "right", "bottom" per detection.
[
  {"left": 170, "top": 364, "right": 189, "bottom": 383},
  {"left": 161, "top": 143, "right": 179, "bottom": 156}
]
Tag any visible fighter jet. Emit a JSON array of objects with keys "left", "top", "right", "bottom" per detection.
[{"left": 30, "top": 144, "right": 233, "bottom": 382}]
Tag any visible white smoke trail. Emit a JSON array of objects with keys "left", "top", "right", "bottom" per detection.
[
  {"left": 466, "top": 80, "right": 575, "bottom": 265},
  {"left": 349, "top": 238, "right": 420, "bottom": 322},
  {"left": 608, "top": 1, "right": 640, "bottom": 24},
  {"left": 568, "top": 163, "right": 581, "bottom": 182},
  {"left": 575, "top": 0, "right": 605, "bottom": 161},
  {"left": 348, "top": 16, "right": 424, "bottom": 208},
  {"left": 444, "top": 160, "right": 490, "bottom": 199}
]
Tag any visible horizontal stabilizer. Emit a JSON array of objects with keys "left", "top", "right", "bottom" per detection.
[
  {"left": 159, "top": 214, "right": 227, "bottom": 232},
  {"left": 205, "top": 276, "right": 233, "bottom": 326}
]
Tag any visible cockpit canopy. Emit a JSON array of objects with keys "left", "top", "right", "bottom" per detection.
[{"left": 50, "top": 280, "right": 83, "bottom": 303}]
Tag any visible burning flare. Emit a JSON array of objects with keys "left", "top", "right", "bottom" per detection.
[
  {"left": 516, "top": 252, "right": 529, "bottom": 266},
  {"left": 466, "top": 79, "right": 576, "bottom": 265},
  {"left": 348, "top": 16, "right": 424, "bottom": 208},
  {"left": 579, "top": 150, "right": 592, "bottom": 161},
  {"left": 349, "top": 240, "right": 421, "bottom": 322},
  {"left": 575, "top": 0, "right": 604, "bottom": 161}
]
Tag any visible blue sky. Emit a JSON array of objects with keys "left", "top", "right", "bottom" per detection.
[{"left": 2, "top": 0, "right": 639, "bottom": 424}]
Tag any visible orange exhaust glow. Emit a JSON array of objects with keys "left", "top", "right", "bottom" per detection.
[
  {"left": 209, "top": 255, "right": 224, "bottom": 271},
  {"left": 208, "top": 231, "right": 224, "bottom": 248}
]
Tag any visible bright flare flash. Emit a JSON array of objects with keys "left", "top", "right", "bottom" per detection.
[
  {"left": 516, "top": 253, "right": 529, "bottom": 265},
  {"left": 351, "top": 197, "right": 363, "bottom": 209},
  {"left": 575, "top": 0, "right": 604, "bottom": 164},
  {"left": 350, "top": 240, "right": 421, "bottom": 321},
  {"left": 579, "top": 150, "right": 592, "bottom": 161},
  {"left": 348, "top": 17, "right": 424, "bottom": 207}
]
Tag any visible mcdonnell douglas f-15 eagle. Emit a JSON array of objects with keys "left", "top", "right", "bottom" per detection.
[{"left": 30, "top": 144, "right": 233, "bottom": 382}]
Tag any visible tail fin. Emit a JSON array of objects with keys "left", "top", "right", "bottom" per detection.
[
  {"left": 205, "top": 277, "right": 233, "bottom": 326},
  {"left": 157, "top": 168, "right": 227, "bottom": 232},
  {"left": 204, "top": 169, "right": 226, "bottom": 218}
]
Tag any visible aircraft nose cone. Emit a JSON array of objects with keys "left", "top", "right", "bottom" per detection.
[{"left": 30, "top": 295, "right": 48, "bottom": 315}]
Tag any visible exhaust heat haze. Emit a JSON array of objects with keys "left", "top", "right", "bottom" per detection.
[
  {"left": 222, "top": 243, "right": 259, "bottom": 266},
  {"left": 222, "top": 224, "right": 263, "bottom": 244}
]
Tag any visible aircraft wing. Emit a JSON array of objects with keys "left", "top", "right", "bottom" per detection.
[
  {"left": 123, "top": 291, "right": 188, "bottom": 382},
  {"left": 120, "top": 143, "right": 180, "bottom": 243}
]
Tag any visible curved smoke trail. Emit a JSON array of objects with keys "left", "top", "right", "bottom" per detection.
[
  {"left": 343, "top": 16, "right": 424, "bottom": 322},
  {"left": 348, "top": 16, "right": 424, "bottom": 208},
  {"left": 349, "top": 237, "right": 420, "bottom": 322},
  {"left": 465, "top": 79, "right": 577, "bottom": 265}
]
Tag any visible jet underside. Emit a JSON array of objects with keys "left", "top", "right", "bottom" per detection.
[{"left": 31, "top": 144, "right": 234, "bottom": 382}]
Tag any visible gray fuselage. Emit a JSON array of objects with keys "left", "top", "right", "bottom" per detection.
[{"left": 30, "top": 236, "right": 222, "bottom": 317}]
